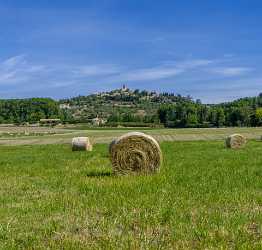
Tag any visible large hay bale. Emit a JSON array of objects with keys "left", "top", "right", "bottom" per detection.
[
  {"left": 225, "top": 134, "right": 246, "bottom": 149},
  {"left": 109, "top": 132, "right": 162, "bottom": 175},
  {"left": 72, "top": 137, "right": 92, "bottom": 151}
]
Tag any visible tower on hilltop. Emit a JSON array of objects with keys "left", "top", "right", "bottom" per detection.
[{"left": 121, "top": 84, "right": 127, "bottom": 91}]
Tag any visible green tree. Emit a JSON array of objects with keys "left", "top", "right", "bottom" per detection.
[
  {"left": 216, "top": 108, "right": 225, "bottom": 127},
  {"left": 256, "top": 108, "right": 262, "bottom": 125}
]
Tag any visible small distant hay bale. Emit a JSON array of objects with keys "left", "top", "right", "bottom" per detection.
[
  {"left": 72, "top": 137, "right": 92, "bottom": 151},
  {"left": 225, "top": 134, "right": 246, "bottom": 149},
  {"left": 109, "top": 132, "right": 162, "bottom": 175}
]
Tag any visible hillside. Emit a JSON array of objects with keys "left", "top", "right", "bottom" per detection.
[
  {"left": 0, "top": 88, "right": 261, "bottom": 128},
  {"left": 59, "top": 87, "right": 262, "bottom": 128},
  {"left": 59, "top": 86, "right": 193, "bottom": 124}
]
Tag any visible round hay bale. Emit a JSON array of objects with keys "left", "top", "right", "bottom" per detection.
[
  {"left": 225, "top": 134, "right": 246, "bottom": 149},
  {"left": 72, "top": 137, "right": 92, "bottom": 151},
  {"left": 109, "top": 132, "right": 162, "bottom": 175}
]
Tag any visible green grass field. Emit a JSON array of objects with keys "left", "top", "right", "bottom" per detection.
[{"left": 0, "top": 140, "right": 261, "bottom": 249}]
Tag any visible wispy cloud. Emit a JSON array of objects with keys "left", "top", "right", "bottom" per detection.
[
  {"left": 0, "top": 55, "right": 46, "bottom": 84},
  {"left": 1, "top": 54, "right": 26, "bottom": 69},
  {"left": 120, "top": 66, "right": 184, "bottom": 81},
  {"left": 0, "top": 71, "right": 17, "bottom": 82},
  {"left": 112, "top": 59, "right": 213, "bottom": 82},
  {"left": 187, "top": 77, "right": 262, "bottom": 103},
  {"left": 72, "top": 64, "right": 121, "bottom": 77},
  {"left": 0, "top": 54, "right": 259, "bottom": 102},
  {"left": 211, "top": 67, "right": 252, "bottom": 77}
]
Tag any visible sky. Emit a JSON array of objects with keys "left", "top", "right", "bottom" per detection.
[{"left": 0, "top": 0, "right": 261, "bottom": 103}]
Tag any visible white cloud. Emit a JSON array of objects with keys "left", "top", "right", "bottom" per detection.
[
  {"left": 73, "top": 64, "right": 121, "bottom": 77},
  {"left": 1, "top": 54, "right": 26, "bottom": 69},
  {"left": 212, "top": 67, "right": 252, "bottom": 77},
  {"left": 0, "top": 55, "right": 46, "bottom": 84},
  {"left": 176, "top": 59, "right": 213, "bottom": 69},
  {"left": 71, "top": 59, "right": 213, "bottom": 82},
  {"left": 122, "top": 67, "right": 184, "bottom": 81},
  {"left": 0, "top": 71, "right": 17, "bottom": 82},
  {"left": 190, "top": 77, "right": 262, "bottom": 103},
  {"left": 0, "top": 54, "right": 258, "bottom": 102},
  {"left": 115, "top": 59, "right": 213, "bottom": 82},
  {"left": 25, "top": 65, "right": 46, "bottom": 73}
]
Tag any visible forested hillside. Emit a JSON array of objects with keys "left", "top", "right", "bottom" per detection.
[
  {"left": 59, "top": 87, "right": 192, "bottom": 125},
  {"left": 60, "top": 87, "right": 262, "bottom": 127},
  {"left": 0, "top": 88, "right": 262, "bottom": 127}
]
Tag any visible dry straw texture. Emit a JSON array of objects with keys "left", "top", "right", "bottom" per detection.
[
  {"left": 72, "top": 137, "right": 93, "bottom": 151},
  {"left": 225, "top": 134, "right": 246, "bottom": 149},
  {"left": 109, "top": 132, "right": 162, "bottom": 175}
]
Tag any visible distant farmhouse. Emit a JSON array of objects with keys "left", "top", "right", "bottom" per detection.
[
  {"left": 92, "top": 117, "right": 107, "bottom": 126},
  {"left": 40, "top": 119, "right": 61, "bottom": 126}
]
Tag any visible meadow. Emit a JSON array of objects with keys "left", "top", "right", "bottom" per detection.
[{"left": 0, "top": 136, "right": 261, "bottom": 249}]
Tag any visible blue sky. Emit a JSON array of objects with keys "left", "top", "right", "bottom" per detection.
[{"left": 0, "top": 0, "right": 261, "bottom": 103}]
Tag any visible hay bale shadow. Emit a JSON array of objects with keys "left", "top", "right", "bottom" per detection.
[{"left": 86, "top": 170, "right": 112, "bottom": 178}]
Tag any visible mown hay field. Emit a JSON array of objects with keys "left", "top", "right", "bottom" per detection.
[
  {"left": 0, "top": 140, "right": 261, "bottom": 249},
  {"left": 1, "top": 126, "right": 262, "bottom": 146}
]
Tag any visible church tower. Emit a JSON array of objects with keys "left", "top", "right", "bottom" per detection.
[{"left": 122, "top": 84, "right": 127, "bottom": 91}]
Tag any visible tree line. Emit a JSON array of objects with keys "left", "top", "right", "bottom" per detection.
[
  {"left": 0, "top": 92, "right": 262, "bottom": 127},
  {"left": 0, "top": 98, "right": 61, "bottom": 124},
  {"left": 158, "top": 94, "right": 262, "bottom": 128}
]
